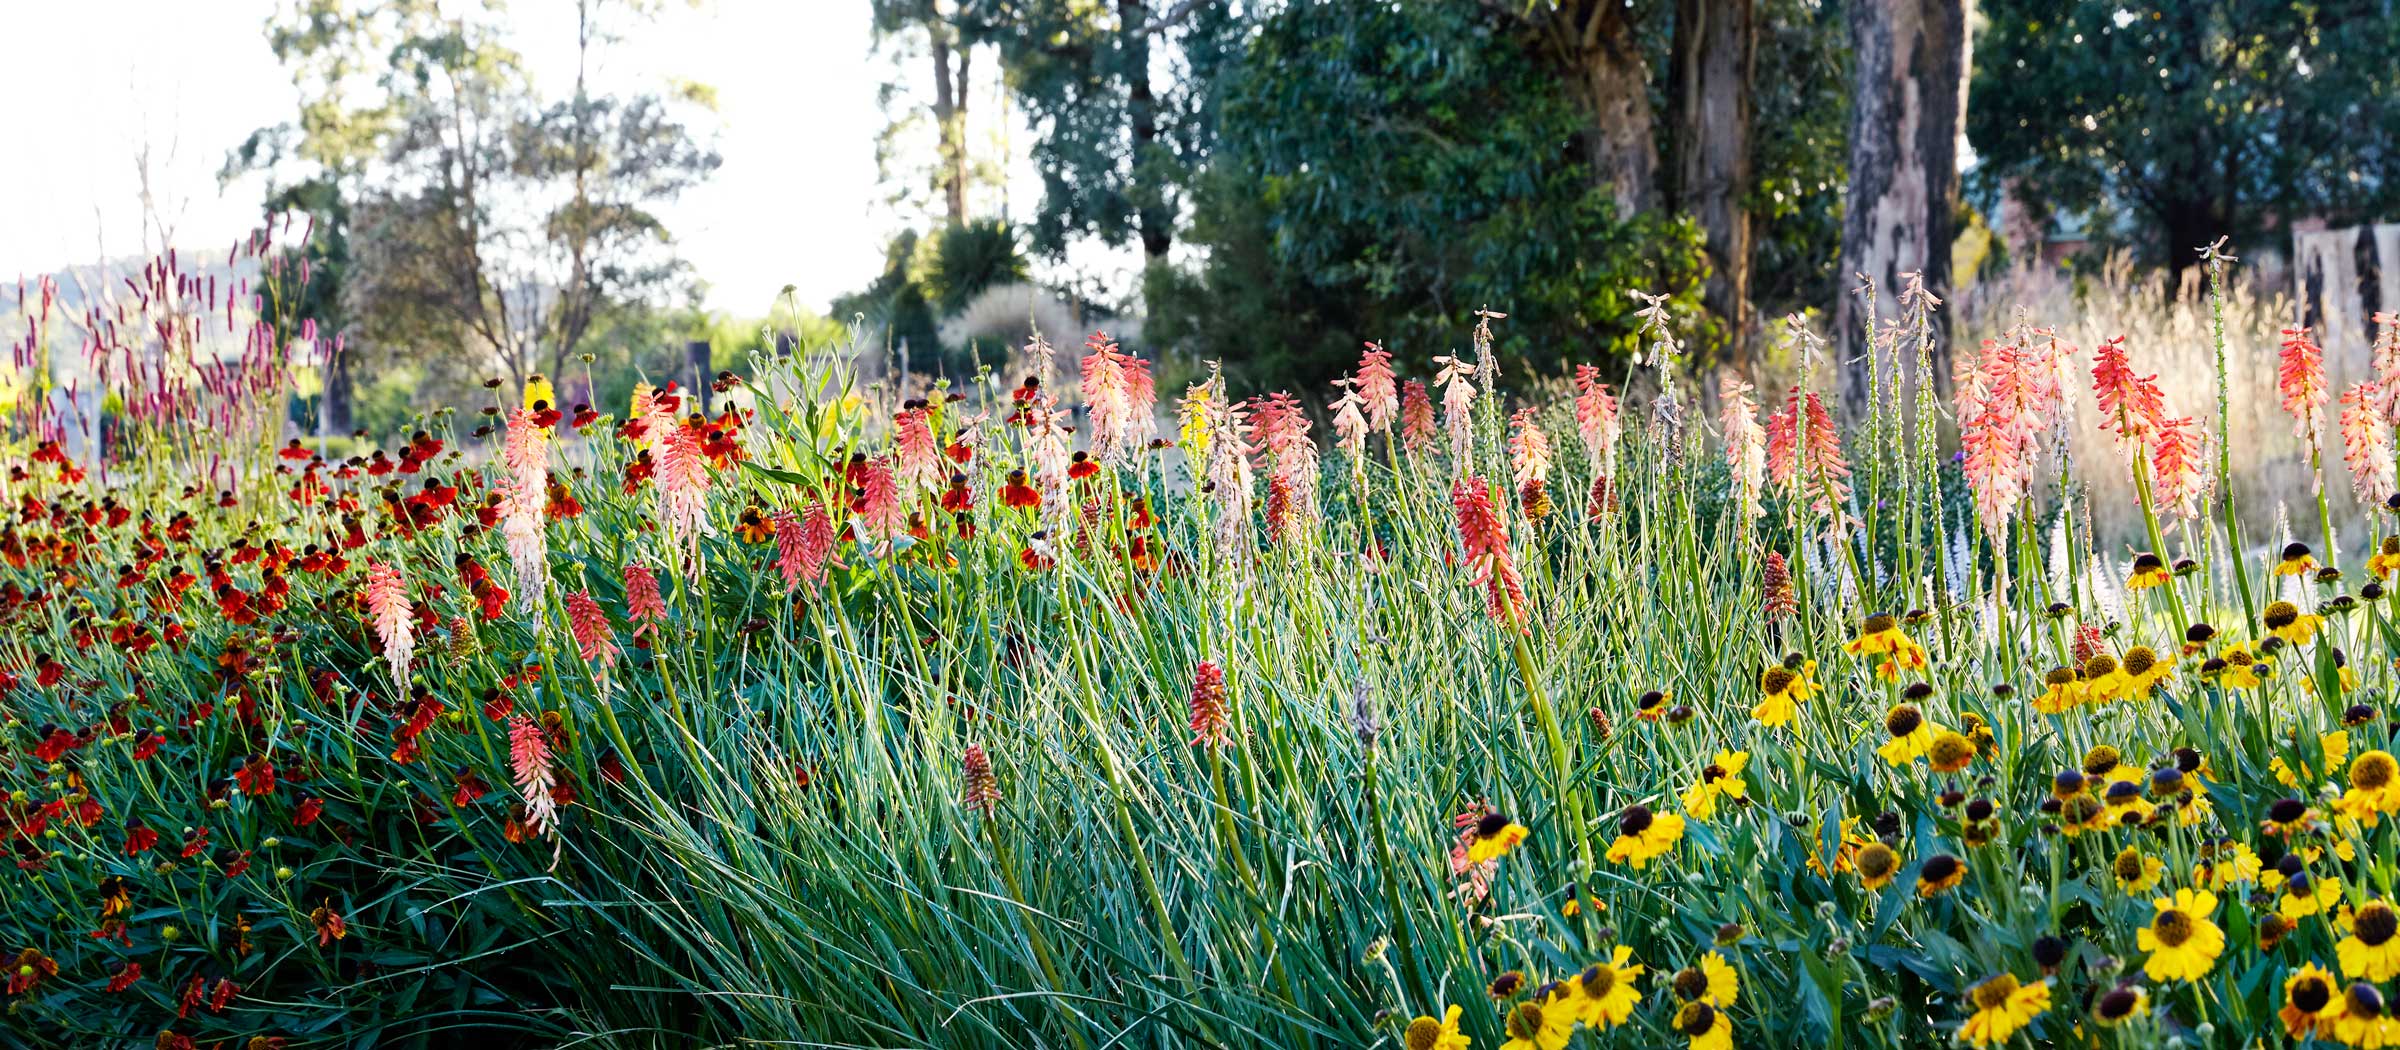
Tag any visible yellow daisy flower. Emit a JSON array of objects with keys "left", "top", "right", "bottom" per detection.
[
  {"left": 1916, "top": 853, "right": 1966, "bottom": 897},
  {"left": 1605, "top": 805, "right": 1685, "bottom": 869},
  {"left": 2266, "top": 599, "right": 2326, "bottom": 644},
  {"left": 2341, "top": 901, "right": 2400, "bottom": 981},
  {"left": 2127, "top": 552, "right": 2171, "bottom": 590},
  {"left": 2370, "top": 536, "right": 2400, "bottom": 580},
  {"left": 2112, "top": 846, "right": 2164, "bottom": 893},
  {"left": 2283, "top": 963, "right": 2342, "bottom": 1042},
  {"left": 1498, "top": 998, "right": 1570, "bottom": 1050},
  {"left": 2283, "top": 871, "right": 2347, "bottom": 921},
  {"left": 1667, "top": 952, "right": 1742, "bottom": 1009},
  {"left": 2118, "top": 645, "right": 2173, "bottom": 696},
  {"left": 1561, "top": 945, "right": 1643, "bottom": 1030},
  {"left": 2136, "top": 888, "right": 2225, "bottom": 982},
  {"left": 2031, "top": 666, "right": 2084, "bottom": 714},
  {"left": 2089, "top": 982, "right": 2147, "bottom": 1028},
  {"left": 2335, "top": 982, "right": 2400, "bottom": 1048},
  {"left": 1855, "top": 842, "right": 1900, "bottom": 891},
  {"left": 1671, "top": 1000, "right": 1733, "bottom": 1050},
  {"left": 1403, "top": 1004, "right": 1472, "bottom": 1050},
  {"left": 1465, "top": 814, "right": 1531, "bottom": 864},
  {"left": 2276, "top": 542, "right": 2320, "bottom": 577},
  {"left": 2342, "top": 750, "right": 2400, "bottom": 824},
  {"left": 1958, "top": 973, "right": 2050, "bottom": 1047},
  {"left": 1874, "top": 704, "right": 1943, "bottom": 766},
  {"left": 1680, "top": 751, "right": 1750, "bottom": 822}
]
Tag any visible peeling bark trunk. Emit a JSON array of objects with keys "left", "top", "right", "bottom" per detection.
[
  {"left": 1670, "top": 0, "right": 1756, "bottom": 372},
  {"left": 1837, "top": 0, "right": 1967, "bottom": 416}
]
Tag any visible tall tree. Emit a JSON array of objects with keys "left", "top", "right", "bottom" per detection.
[
  {"left": 977, "top": 0, "right": 1243, "bottom": 263},
  {"left": 1497, "top": 1, "right": 1662, "bottom": 217},
  {"left": 1153, "top": 0, "right": 1710, "bottom": 392},
  {"left": 1837, "top": 0, "right": 1966, "bottom": 411},
  {"left": 1971, "top": 1, "right": 2400, "bottom": 286},
  {"left": 871, "top": 0, "right": 982, "bottom": 226},
  {"left": 243, "top": 0, "right": 717, "bottom": 408},
  {"left": 1669, "top": 0, "right": 1757, "bottom": 369}
]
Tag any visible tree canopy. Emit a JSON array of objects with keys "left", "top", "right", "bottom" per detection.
[{"left": 1971, "top": 0, "right": 2400, "bottom": 279}]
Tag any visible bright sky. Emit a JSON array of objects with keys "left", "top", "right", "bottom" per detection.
[{"left": 0, "top": 1, "right": 936, "bottom": 317}]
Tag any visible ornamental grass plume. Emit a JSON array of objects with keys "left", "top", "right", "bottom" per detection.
[
  {"left": 1079, "top": 331, "right": 1154, "bottom": 464},
  {"left": 2150, "top": 415, "right": 2213, "bottom": 521},
  {"left": 651, "top": 399, "right": 717, "bottom": 576},
  {"left": 2343, "top": 383, "right": 2398, "bottom": 506},
  {"left": 363, "top": 560, "right": 412, "bottom": 692},
  {"left": 1187, "top": 661, "right": 1230, "bottom": 750},
  {"left": 1719, "top": 375, "right": 1766, "bottom": 524},
  {"left": 1507, "top": 407, "right": 1553, "bottom": 520},
  {"left": 892, "top": 404, "right": 946, "bottom": 497},
  {"left": 852, "top": 456, "right": 910, "bottom": 547},
  {"left": 961, "top": 744, "right": 1000, "bottom": 816},
  {"left": 622, "top": 562, "right": 668, "bottom": 644},
  {"left": 1204, "top": 391, "right": 1256, "bottom": 559},
  {"left": 1330, "top": 377, "right": 1369, "bottom": 456},
  {"left": 1354, "top": 341, "right": 1399, "bottom": 433},
  {"left": 2091, "top": 336, "right": 2167, "bottom": 456},
  {"left": 1399, "top": 379, "right": 1437, "bottom": 453},
  {"left": 1249, "top": 391, "right": 1317, "bottom": 544},
  {"left": 1433, "top": 355, "right": 1478, "bottom": 467},
  {"left": 1453, "top": 475, "right": 1527, "bottom": 632},
  {"left": 2281, "top": 326, "right": 2331, "bottom": 444},
  {"left": 1767, "top": 391, "right": 1851, "bottom": 519},
  {"left": 564, "top": 590, "right": 618, "bottom": 686},
  {"left": 507, "top": 713, "right": 558, "bottom": 838},
  {"left": 499, "top": 407, "right": 551, "bottom": 615}
]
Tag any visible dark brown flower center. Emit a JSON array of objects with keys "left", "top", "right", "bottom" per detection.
[
  {"left": 1506, "top": 1002, "right": 1546, "bottom": 1038},
  {"left": 2084, "top": 654, "right": 2119, "bottom": 678},
  {"left": 1477, "top": 813, "right": 1511, "bottom": 839},
  {"left": 1405, "top": 1018, "right": 1442, "bottom": 1050},
  {"left": 2359, "top": 754, "right": 2399, "bottom": 792},
  {"left": 2359, "top": 904, "right": 2399, "bottom": 947},
  {"left": 2113, "top": 849, "right": 2148, "bottom": 882},
  {"left": 1862, "top": 613, "right": 1896, "bottom": 635},
  {"left": 1619, "top": 805, "right": 1654, "bottom": 836},
  {"left": 2083, "top": 746, "right": 2122, "bottom": 776},
  {"left": 2152, "top": 909, "right": 2195, "bottom": 947},
  {"left": 1762, "top": 667, "right": 1796, "bottom": 694},
  {"left": 1920, "top": 853, "right": 1961, "bottom": 884},
  {"left": 1885, "top": 705, "right": 1923, "bottom": 737},
  {"left": 2123, "top": 648, "right": 2156, "bottom": 675},
  {"left": 2046, "top": 666, "right": 2077, "bottom": 687},
  {"left": 2294, "top": 976, "right": 2333, "bottom": 1013},
  {"left": 2266, "top": 601, "right": 2299, "bottom": 629},
  {"left": 1579, "top": 964, "right": 1615, "bottom": 998},
  {"left": 1857, "top": 843, "right": 1898, "bottom": 880},
  {"left": 2096, "top": 986, "right": 2139, "bottom": 1020},
  {"left": 1673, "top": 967, "right": 1708, "bottom": 1001},
  {"left": 1970, "top": 973, "right": 2019, "bottom": 1010},
  {"left": 1676, "top": 1001, "right": 1717, "bottom": 1036}
]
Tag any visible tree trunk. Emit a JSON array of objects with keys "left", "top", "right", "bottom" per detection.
[
  {"left": 1670, "top": 0, "right": 1756, "bottom": 372},
  {"left": 318, "top": 348, "right": 354, "bottom": 437},
  {"left": 1491, "top": 1, "right": 1656, "bottom": 214},
  {"left": 1121, "top": 0, "right": 1172, "bottom": 259},
  {"left": 930, "top": 14, "right": 966, "bottom": 226},
  {"left": 1836, "top": 0, "right": 1967, "bottom": 416}
]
